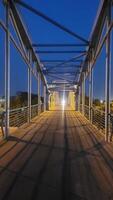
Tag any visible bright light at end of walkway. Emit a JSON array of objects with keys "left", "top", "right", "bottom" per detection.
[
  {"left": 62, "top": 99, "right": 66, "bottom": 110},
  {"left": 62, "top": 99, "right": 65, "bottom": 106}
]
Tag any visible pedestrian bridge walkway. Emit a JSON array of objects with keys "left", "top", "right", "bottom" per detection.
[{"left": 0, "top": 111, "right": 113, "bottom": 200}]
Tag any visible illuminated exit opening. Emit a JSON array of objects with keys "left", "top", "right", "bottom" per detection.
[{"left": 49, "top": 91, "right": 75, "bottom": 110}]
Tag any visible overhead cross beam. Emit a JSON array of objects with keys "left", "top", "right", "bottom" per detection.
[
  {"left": 36, "top": 50, "right": 86, "bottom": 54},
  {"left": 48, "top": 53, "right": 86, "bottom": 71},
  {"left": 48, "top": 82, "right": 73, "bottom": 84},
  {"left": 47, "top": 74, "right": 74, "bottom": 83},
  {"left": 46, "top": 72, "right": 77, "bottom": 74},
  {"left": 33, "top": 43, "right": 89, "bottom": 47},
  {"left": 41, "top": 60, "right": 83, "bottom": 63},
  {"left": 45, "top": 65, "right": 81, "bottom": 68},
  {"left": 14, "top": 0, "right": 89, "bottom": 44}
]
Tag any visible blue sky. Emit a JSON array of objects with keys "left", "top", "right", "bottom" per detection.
[{"left": 0, "top": 0, "right": 109, "bottom": 100}]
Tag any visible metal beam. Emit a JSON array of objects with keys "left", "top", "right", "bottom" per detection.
[
  {"left": 47, "top": 74, "right": 74, "bottom": 83},
  {"left": 105, "top": 2, "right": 111, "bottom": 142},
  {"left": 49, "top": 88, "right": 75, "bottom": 92},
  {"left": 78, "top": 86, "right": 81, "bottom": 112},
  {"left": 43, "top": 85, "right": 46, "bottom": 111},
  {"left": 9, "top": 0, "right": 48, "bottom": 90},
  {"left": 89, "top": 59, "right": 93, "bottom": 122},
  {"left": 36, "top": 50, "right": 86, "bottom": 54},
  {"left": 48, "top": 53, "right": 86, "bottom": 72},
  {"left": 45, "top": 65, "right": 81, "bottom": 69},
  {"left": 82, "top": 73, "right": 85, "bottom": 115},
  {"left": 0, "top": 20, "right": 41, "bottom": 81},
  {"left": 33, "top": 43, "right": 89, "bottom": 47},
  {"left": 9, "top": 9, "right": 27, "bottom": 58},
  {"left": 15, "top": 0, "right": 89, "bottom": 44},
  {"left": 28, "top": 50, "right": 32, "bottom": 123},
  {"left": 91, "top": 20, "right": 113, "bottom": 69},
  {"left": 41, "top": 60, "right": 83, "bottom": 63},
  {"left": 48, "top": 82, "right": 77, "bottom": 85},
  {"left": 78, "top": 0, "right": 110, "bottom": 86},
  {"left": 46, "top": 72, "right": 78, "bottom": 75},
  {"left": 38, "top": 72, "right": 41, "bottom": 114},
  {"left": 5, "top": 1, "right": 10, "bottom": 138},
  {"left": 90, "top": 0, "right": 108, "bottom": 55}
]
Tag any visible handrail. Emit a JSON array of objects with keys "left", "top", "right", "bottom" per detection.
[
  {"left": 10, "top": 106, "right": 28, "bottom": 112},
  {"left": 79, "top": 104, "right": 105, "bottom": 132},
  {"left": 9, "top": 104, "right": 43, "bottom": 127}
]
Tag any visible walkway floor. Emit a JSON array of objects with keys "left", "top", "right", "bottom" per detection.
[{"left": 0, "top": 111, "right": 113, "bottom": 200}]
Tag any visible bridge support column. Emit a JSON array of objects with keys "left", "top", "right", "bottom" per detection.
[
  {"left": 5, "top": 1, "right": 10, "bottom": 138},
  {"left": 89, "top": 60, "right": 93, "bottom": 123},
  {"left": 82, "top": 73, "right": 85, "bottom": 115},
  {"left": 38, "top": 72, "right": 41, "bottom": 114},
  {"left": 28, "top": 50, "right": 32, "bottom": 123},
  {"left": 105, "top": 3, "right": 111, "bottom": 142}
]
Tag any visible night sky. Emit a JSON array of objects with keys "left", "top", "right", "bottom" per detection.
[{"left": 1, "top": 0, "right": 112, "bottom": 100}]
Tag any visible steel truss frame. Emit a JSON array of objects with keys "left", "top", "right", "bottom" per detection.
[
  {"left": 77, "top": 0, "right": 113, "bottom": 141},
  {"left": 1, "top": 0, "right": 113, "bottom": 142},
  {"left": 0, "top": 0, "right": 48, "bottom": 138}
]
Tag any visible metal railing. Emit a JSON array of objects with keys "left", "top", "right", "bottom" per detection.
[
  {"left": 110, "top": 114, "right": 113, "bottom": 136},
  {"left": 9, "top": 103, "right": 44, "bottom": 127},
  {"left": 92, "top": 107, "right": 105, "bottom": 131},
  {"left": 84, "top": 105, "right": 89, "bottom": 120},
  {"left": 31, "top": 104, "right": 39, "bottom": 119},
  {"left": 80, "top": 104, "right": 82, "bottom": 113},
  {"left": 9, "top": 106, "right": 28, "bottom": 127},
  {"left": 79, "top": 104, "right": 105, "bottom": 132}
]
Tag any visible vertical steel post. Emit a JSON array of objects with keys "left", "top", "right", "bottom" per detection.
[
  {"left": 5, "top": 1, "right": 10, "bottom": 138},
  {"left": 46, "top": 91, "right": 50, "bottom": 111},
  {"left": 82, "top": 73, "right": 85, "bottom": 115},
  {"left": 78, "top": 86, "right": 81, "bottom": 112},
  {"left": 28, "top": 50, "right": 32, "bottom": 123},
  {"left": 75, "top": 91, "right": 78, "bottom": 111},
  {"left": 43, "top": 85, "right": 46, "bottom": 111},
  {"left": 105, "top": 2, "right": 111, "bottom": 142},
  {"left": 38, "top": 72, "right": 40, "bottom": 114},
  {"left": 89, "top": 59, "right": 93, "bottom": 123}
]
